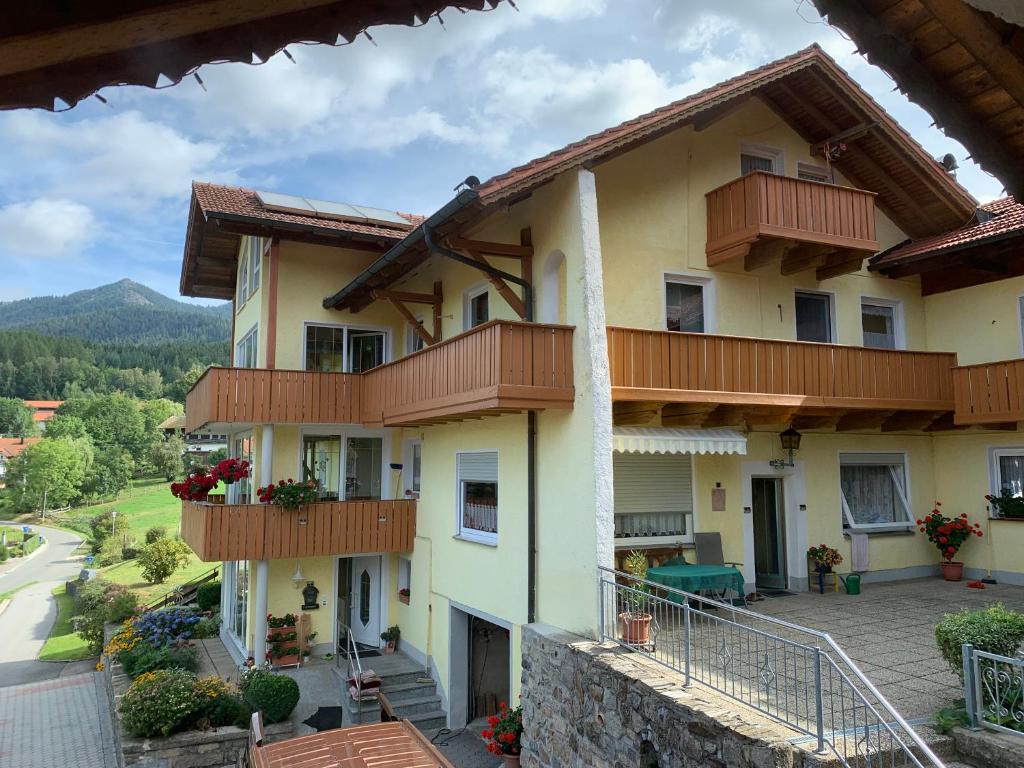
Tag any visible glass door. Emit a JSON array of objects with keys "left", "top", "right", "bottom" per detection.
[
  {"left": 752, "top": 478, "right": 786, "bottom": 590},
  {"left": 344, "top": 437, "right": 383, "bottom": 500},
  {"left": 348, "top": 331, "right": 385, "bottom": 373},
  {"left": 302, "top": 435, "right": 341, "bottom": 501}
]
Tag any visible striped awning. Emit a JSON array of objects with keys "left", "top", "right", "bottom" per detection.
[{"left": 612, "top": 427, "right": 747, "bottom": 455}]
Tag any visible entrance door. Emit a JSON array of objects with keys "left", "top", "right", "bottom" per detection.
[
  {"left": 348, "top": 556, "right": 382, "bottom": 648},
  {"left": 752, "top": 478, "right": 787, "bottom": 590}
]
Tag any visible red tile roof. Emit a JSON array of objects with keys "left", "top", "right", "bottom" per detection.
[
  {"left": 0, "top": 437, "right": 40, "bottom": 458},
  {"left": 24, "top": 400, "right": 62, "bottom": 409},
  {"left": 871, "top": 197, "right": 1024, "bottom": 267},
  {"left": 192, "top": 183, "right": 422, "bottom": 240}
]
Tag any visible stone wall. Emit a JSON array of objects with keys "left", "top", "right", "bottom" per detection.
[
  {"left": 121, "top": 721, "right": 293, "bottom": 767},
  {"left": 520, "top": 624, "right": 828, "bottom": 768}
]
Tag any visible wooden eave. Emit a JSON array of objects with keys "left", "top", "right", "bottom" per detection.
[
  {"left": 0, "top": 0, "right": 502, "bottom": 111},
  {"left": 811, "top": 0, "right": 1024, "bottom": 202}
]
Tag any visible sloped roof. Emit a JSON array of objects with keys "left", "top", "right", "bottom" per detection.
[
  {"left": 0, "top": 437, "right": 40, "bottom": 458},
  {"left": 24, "top": 400, "right": 62, "bottom": 409},
  {"left": 181, "top": 183, "right": 419, "bottom": 299}
]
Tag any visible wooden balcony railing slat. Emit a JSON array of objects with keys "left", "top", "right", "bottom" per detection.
[{"left": 954, "top": 358, "right": 1024, "bottom": 424}]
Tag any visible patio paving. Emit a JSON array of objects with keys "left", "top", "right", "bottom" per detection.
[{"left": 748, "top": 577, "right": 1024, "bottom": 720}]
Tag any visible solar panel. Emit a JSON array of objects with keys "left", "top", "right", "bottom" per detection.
[
  {"left": 349, "top": 204, "right": 409, "bottom": 227},
  {"left": 305, "top": 198, "right": 366, "bottom": 221},
  {"left": 255, "top": 190, "right": 315, "bottom": 215}
]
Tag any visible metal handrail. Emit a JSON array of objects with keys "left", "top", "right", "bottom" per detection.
[
  {"left": 598, "top": 566, "right": 943, "bottom": 768},
  {"left": 338, "top": 620, "right": 365, "bottom": 714}
]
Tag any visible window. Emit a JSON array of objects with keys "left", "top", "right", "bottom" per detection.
[
  {"left": 403, "top": 439, "right": 422, "bottom": 496},
  {"left": 990, "top": 448, "right": 1024, "bottom": 510},
  {"left": 795, "top": 291, "right": 834, "bottom": 343},
  {"left": 665, "top": 279, "right": 709, "bottom": 333},
  {"left": 229, "top": 434, "right": 253, "bottom": 503},
  {"left": 740, "top": 144, "right": 783, "bottom": 175},
  {"left": 249, "top": 237, "right": 262, "bottom": 297},
  {"left": 406, "top": 316, "right": 427, "bottom": 354},
  {"left": 235, "top": 326, "right": 258, "bottom": 368},
  {"left": 861, "top": 299, "right": 903, "bottom": 349},
  {"left": 237, "top": 251, "right": 250, "bottom": 305},
  {"left": 613, "top": 452, "right": 694, "bottom": 545},
  {"left": 345, "top": 436, "right": 383, "bottom": 500},
  {"left": 303, "top": 435, "right": 341, "bottom": 501},
  {"left": 840, "top": 453, "right": 913, "bottom": 530},
  {"left": 398, "top": 557, "right": 411, "bottom": 602},
  {"left": 231, "top": 560, "right": 249, "bottom": 643},
  {"left": 464, "top": 285, "right": 489, "bottom": 330},
  {"left": 304, "top": 325, "right": 386, "bottom": 372},
  {"left": 798, "top": 163, "right": 833, "bottom": 184},
  {"left": 456, "top": 451, "right": 498, "bottom": 544}
]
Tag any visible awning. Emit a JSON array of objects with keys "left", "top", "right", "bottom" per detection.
[{"left": 612, "top": 427, "right": 747, "bottom": 455}]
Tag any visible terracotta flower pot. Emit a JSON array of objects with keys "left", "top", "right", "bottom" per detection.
[
  {"left": 941, "top": 560, "right": 964, "bottom": 581},
  {"left": 502, "top": 755, "right": 521, "bottom": 768},
  {"left": 619, "top": 612, "right": 652, "bottom": 645}
]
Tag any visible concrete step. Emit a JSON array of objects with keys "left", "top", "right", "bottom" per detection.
[
  {"left": 380, "top": 679, "right": 438, "bottom": 703},
  {"left": 390, "top": 693, "right": 443, "bottom": 717},
  {"left": 406, "top": 709, "right": 447, "bottom": 732}
]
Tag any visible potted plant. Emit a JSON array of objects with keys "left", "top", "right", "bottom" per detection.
[
  {"left": 918, "top": 502, "right": 983, "bottom": 581},
  {"left": 482, "top": 701, "right": 523, "bottom": 767},
  {"left": 257, "top": 479, "right": 319, "bottom": 510},
  {"left": 211, "top": 457, "right": 250, "bottom": 485},
  {"left": 807, "top": 544, "right": 843, "bottom": 594},
  {"left": 619, "top": 550, "right": 653, "bottom": 646},
  {"left": 303, "top": 632, "right": 317, "bottom": 664},
  {"left": 169, "top": 467, "right": 217, "bottom": 502},
  {"left": 398, "top": 587, "right": 410, "bottom": 605},
  {"left": 986, "top": 489, "right": 1024, "bottom": 519},
  {"left": 380, "top": 625, "right": 400, "bottom": 654},
  {"left": 266, "top": 613, "right": 300, "bottom": 668}
]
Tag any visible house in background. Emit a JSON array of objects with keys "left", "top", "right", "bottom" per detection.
[
  {"left": 157, "top": 414, "right": 226, "bottom": 464},
  {"left": 24, "top": 400, "right": 61, "bottom": 432},
  {"left": 0, "top": 437, "right": 40, "bottom": 487},
  {"left": 176, "top": 45, "right": 1024, "bottom": 733}
]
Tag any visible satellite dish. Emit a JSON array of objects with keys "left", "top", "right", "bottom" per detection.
[
  {"left": 939, "top": 153, "right": 959, "bottom": 173},
  {"left": 455, "top": 175, "right": 481, "bottom": 191}
]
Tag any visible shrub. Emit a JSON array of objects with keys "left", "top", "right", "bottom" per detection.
[
  {"left": 194, "top": 676, "right": 248, "bottom": 728},
  {"left": 196, "top": 581, "right": 221, "bottom": 612},
  {"left": 191, "top": 615, "right": 221, "bottom": 639},
  {"left": 0, "top": 545, "right": 7, "bottom": 562},
  {"left": 935, "top": 604, "right": 1024, "bottom": 678},
  {"left": 138, "top": 538, "right": 192, "bottom": 584},
  {"left": 95, "top": 536, "right": 124, "bottom": 567},
  {"left": 106, "top": 591, "right": 139, "bottom": 623},
  {"left": 72, "top": 580, "right": 134, "bottom": 652},
  {"left": 134, "top": 607, "right": 201, "bottom": 646},
  {"left": 121, "top": 545, "right": 142, "bottom": 560},
  {"left": 145, "top": 526, "right": 167, "bottom": 545},
  {"left": 243, "top": 673, "right": 300, "bottom": 723},
  {"left": 119, "top": 669, "right": 200, "bottom": 737},
  {"left": 90, "top": 509, "right": 130, "bottom": 552},
  {"left": 120, "top": 643, "right": 200, "bottom": 679}
]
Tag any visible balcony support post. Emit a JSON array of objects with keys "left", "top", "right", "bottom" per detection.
[
  {"left": 260, "top": 424, "right": 274, "bottom": 490},
  {"left": 253, "top": 559, "right": 269, "bottom": 664}
]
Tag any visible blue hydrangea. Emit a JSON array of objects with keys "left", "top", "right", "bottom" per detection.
[{"left": 134, "top": 608, "right": 201, "bottom": 647}]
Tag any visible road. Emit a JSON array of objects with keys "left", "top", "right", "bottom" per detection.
[{"left": 0, "top": 522, "right": 88, "bottom": 686}]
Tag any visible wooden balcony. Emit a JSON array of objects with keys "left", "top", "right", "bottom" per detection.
[
  {"left": 953, "top": 358, "right": 1024, "bottom": 426},
  {"left": 185, "top": 368, "right": 361, "bottom": 432},
  {"left": 361, "top": 320, "right": 574, "bottom": 427},
  {"left": 180, "top": 499, "right": 416, "bottom": 562},
  {"left": 608, "top": 327, "right": 958, "bottom": 431},
  {"left": 706, "top": 172, "right": 879, "bottom": 279},
  {"left": 185, "top": 321, "right": 574, "bottom": 431}
]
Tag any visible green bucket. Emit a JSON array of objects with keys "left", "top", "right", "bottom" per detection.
[{"left": 842, "top": 573, "right": 862, "bottom": 595}]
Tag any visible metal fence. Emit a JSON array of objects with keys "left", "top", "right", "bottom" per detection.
[
  {"left": 597, "top": 567, "right": 943, "bottom": 768},
  {"left": 963, "top": 643, "right": 1024, "bottom": 738}
]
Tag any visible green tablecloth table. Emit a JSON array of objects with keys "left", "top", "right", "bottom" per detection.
[{"left": 646, "top": 564, "right": 745, "bottom": 603}]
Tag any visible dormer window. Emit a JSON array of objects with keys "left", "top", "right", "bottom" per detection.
[{"left": 740, "top": 143, "right": 783, "bottom": 175}]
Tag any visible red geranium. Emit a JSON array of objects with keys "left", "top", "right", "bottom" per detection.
[
  {"left": 919, "top": 502, "right": 983, "bottom": 562},
  {"left": 481, "top": 701, "right": 522, "bottom": 756},
  {"left": 210, "top": 457, "right": 250, "bottom": 485},
  {"left": 170, "top": 467, "right": 217, "bottom": 501}
]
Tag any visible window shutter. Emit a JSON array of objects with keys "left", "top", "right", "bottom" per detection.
[
  {"left": 613, "top": 453, "right": 693, "bottom": 515},
  {"left": 457, "top": 452, "right": 498, "bottom": 483}
]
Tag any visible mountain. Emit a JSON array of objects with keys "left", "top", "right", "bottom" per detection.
[{"left": 0, "top": 279, "right": 231, "bottom": 344}]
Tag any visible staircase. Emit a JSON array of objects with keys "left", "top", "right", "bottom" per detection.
[{"left": 338, "top": 651, "right": 447, "bottom": 732}]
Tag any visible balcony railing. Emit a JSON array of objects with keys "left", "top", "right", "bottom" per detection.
[
  {"left": 180, "top": 499, "right": 416, "bottom": 562},
  {"left": 953, "top": 358, "right": 1024, "bottom": 425},
  {"left": 186, "top": 321, "right": 574, "bottom": 431},
  {"left": 706, "top": 171, "right": 878, "bottom": 268},
  {"left": 607, "top": 327, "right": 957, "bottom": 411}
]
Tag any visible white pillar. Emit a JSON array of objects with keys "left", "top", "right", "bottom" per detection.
[
  {"left": 260, "top": 424, "right": 274, "bottom": 489},
  {"left": 253, "top": 560, "right": 269, "bottom": 663}
]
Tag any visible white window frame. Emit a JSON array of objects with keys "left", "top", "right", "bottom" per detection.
[
  {"left": 406, "top": 314, "right": 427, "bottom": 355},
  {"left": 301, "top": 322, "right": 391, "bottom": 373},
  {"left": 664, "top": 273, "right": 716, "bottom": 334},
  {"left": 297, "top": 425, "right": 391, "bottom": 502},
  {"left": 403, "top": 438, "right": 422, "bottom": 498},
  {"left": 613, "top": 452, "right": 695, "bottom": 548},
  {"left": 797, "top": 162, "right": 833, "bottom": 184},
  {"left": 397, "top": 556, "right": 412, "bottom": 598},
  {"left": 248, "top": 237, "right": 262, "bottom": 297},
  {"left": 237, "top": 249, "right": 250, "bottom": 307},
  {"left": 860, "top": 297, "right": 905, "bottom": 350},
  {"left": 740, "top": 142, "right": 785, "bottom": 176},
  {"left": 455, "top": 449, "right": 498, "bottom": 546},
  {"left": 463, "top": 283, "right": 490, "bottom": 331},
  {"left": 235, "top": 325, "right": 258, "bottom": 368},
  {"left": 794, "top": 288, "right": 837, "bottom": 344},
  {"left": 839, "top": 451, "right": 914, "bottom": 532},
  {"left": 988, "top": 446, "right": 1024, "bottom": 502}
]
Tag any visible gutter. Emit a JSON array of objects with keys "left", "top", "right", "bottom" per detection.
[
  {"left": 208, "top": 211, "right": 402, "bottom": 247},
  {"left": 322, "top": 188, "right": 481, "bottom": 309},
  {"left": 871, "top": 224, "right": 1024, "bottom": 271}
]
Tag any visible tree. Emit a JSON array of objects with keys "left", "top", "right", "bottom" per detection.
[
  {"left": 83, "top": 448, "right": 134, "bottom": 500},
  {"left": 0, "top": 397, "right": 35, "bottom": 438},
  {"left": 140, "top": 398, "right": 182, "bottom": 434},
  {"left": 3, "top": 437, "right": 92, "bottom": 513},
  {"left": 150, "top": 436, "right": 186, "bottom": 480},
  {"left": 43, "top": 414, "right": 88, "bottom": 440},
  {"left": 62, "top": 394, "right": 147, "bottom": 454},
  {"left": 90, "top": 508, "right": 131, "bottom": 553},
  {"left": 137, "top": 538, "right": 192, "bottom": 584},
  {"left": 165, "top": 363, "right": 205, "bottom": 403}
]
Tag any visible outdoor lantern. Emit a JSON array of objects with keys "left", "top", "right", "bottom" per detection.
[
  {"left": 770, "top": 428, "right": 802, "bottom": 469},
  {"left": 291, "top": 562, "right": 305, "bottom": 588}
]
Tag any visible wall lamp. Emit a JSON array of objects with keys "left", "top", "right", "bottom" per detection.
[{"left": 769, "top": 427, "right": 802, "bottom": 469}]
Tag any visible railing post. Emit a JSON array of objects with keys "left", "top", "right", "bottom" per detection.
[
  {"left": 962, "top": 643, "right": 977, "bottom": 729},
  {"left": 598, "top": 575, "right": 606, "bottom": 641},
  {"left": 683, "top": 601, "right": 691, "bottom": 687},
  {"left": 813, "top": 646, "right": 825, "bottom": 753}
]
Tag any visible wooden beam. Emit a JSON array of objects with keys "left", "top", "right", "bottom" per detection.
[
  {"left": 447, "top": 237, "right": 534, "bottom": 259},
  {"left": 385, "top": 297, "right": 434, "bottom": 346},
  {"left": 791, "top": 410, "right": 847, "bottom": 431},
  {"left": 811, "top": 121, "right": 877, "bottom": 155},
  {"left": 701, "top": 405, "right": 749, "bottom": 429},
  {"left": 835, "top": 410, "right": 895, "bottom": 431},
  {"left": 880, "top": 410, "right": 946, "bottom": 432},
  {"left": 613, "top": 401, "right": 661, "bottom": 426},
  {"left": 816, "top": 250, "right": 868, "bottom": 280},
  {"left": 923, "top": 412, "right": 969, "bottom": 432},
  {"left": 744, "top": 239, "right": 791, "bottom": 271},
  {"left": 265, "top": 238, "right": 280, "bottom": 370},
  {"left": 371, "top": 289, "right": 442, "bottom": 305},
  {"left": 520, "top": 228, "right": 533, "bottom": 317},
  {"left": 660, "top": 403, "right": 717, "bottom": 427},
  {"left": 432, "top": 281, "right": 443, "bottom": 343},
  {"left": 780, "top": 244, "right": 834, "bottom": 275},
  {"left": 744, "top": 407, "right": 800, "bottom": 427},
  {"left": 459, "top": 248, "right": 528, "bottom": 320}
]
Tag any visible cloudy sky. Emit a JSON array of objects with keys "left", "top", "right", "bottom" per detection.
[{"left": 0, "top": 0, "right": 1006, "bottom": 303}]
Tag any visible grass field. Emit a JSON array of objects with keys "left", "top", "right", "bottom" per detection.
[
  {"left": 101, "top": 556, "right": 217, "bottom": 606},
  {"left": 38, "top": 585, "right": 95, "bottom": 662},
  {"left": 58, "top": 478, "right": 182, "bottom": 543}
]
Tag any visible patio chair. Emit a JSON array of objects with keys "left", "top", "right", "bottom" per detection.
[{"left": 693, "top": 533, "right": 745, "bottom": 606}]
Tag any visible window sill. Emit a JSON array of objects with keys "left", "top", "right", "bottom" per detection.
[
  {"left": 842, "top": 528, "right": 914, "bottom": 537},
  {"left": 990, "top": 516, "right": 1024, "bottom": 523},
  {"left": 614, "top": 536, "right": 694, "bottom": 548},
  {"left": 453, "top": 534, "right": 497, "bottom": 548}
]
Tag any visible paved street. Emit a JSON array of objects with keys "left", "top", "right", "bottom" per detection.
[{"left": 0, "top": 523, "right": 86, "bottom": 686}]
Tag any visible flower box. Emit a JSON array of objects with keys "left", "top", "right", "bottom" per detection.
[{"left": 267, "top": 617, "right": 300, "bottom": 669}]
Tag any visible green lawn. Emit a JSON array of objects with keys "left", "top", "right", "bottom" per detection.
[
  {"left": 39, "top": 585, "right": 94, "bottom": 662},
  {"left": 100, "top": 555, "right": 218, "bottom": 606},
  {"left": 58, "top": 477, "right": 181, "bottom": 543}
]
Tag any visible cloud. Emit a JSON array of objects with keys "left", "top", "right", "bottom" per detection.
[{"left": 0, "top": 199, "right": 96, "bottom": 257}]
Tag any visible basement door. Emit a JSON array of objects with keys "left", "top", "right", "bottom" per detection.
[
  {"left": 752, "top": 477, "right": 787, "bottom": 590},
  {"left": 348, "top": 556, "right": 382, "bottom": 649}
]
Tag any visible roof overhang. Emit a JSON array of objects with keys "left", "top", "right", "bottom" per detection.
[
  {"left": 811, "top": 0, "right": 1024, "bottom": 202},
  {"left": 613, "top": 427, "right": 748, "bottom": 456},
  {"left": 0, "top": 1, "right": 503, "bottom": 111}
]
